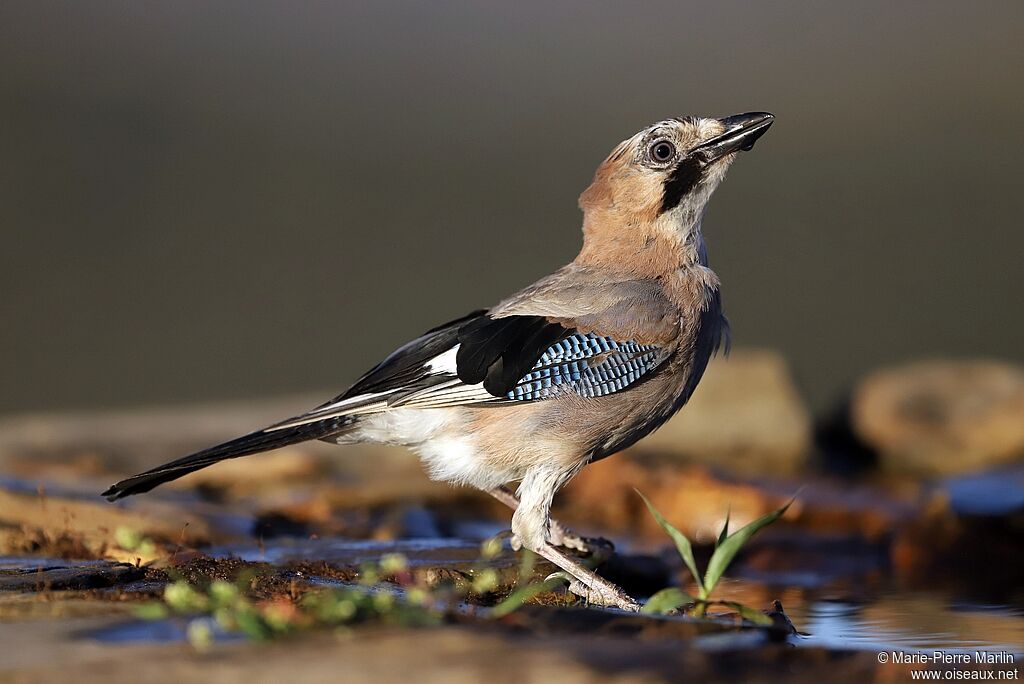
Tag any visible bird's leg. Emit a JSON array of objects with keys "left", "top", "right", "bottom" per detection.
[
  {"left": 506, "top": 468, "right": 639, "bottom": 612},
  {"left": 486, "top": 485, "right": 612, "bottom": 558},
  {"left": 534, "top": 541, "right": 639, "bottom": 612}
]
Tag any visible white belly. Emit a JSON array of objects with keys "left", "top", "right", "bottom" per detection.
[{"left": 341, "top": 407, "right": 516, "bottom": 490}]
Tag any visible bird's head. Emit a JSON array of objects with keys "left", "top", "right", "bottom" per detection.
[{"left": 577, "top": 112, "right": 773, "bottom": 274}]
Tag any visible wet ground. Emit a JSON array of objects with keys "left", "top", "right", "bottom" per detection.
[{"left": 1, "top": 406, "right": 1022, "bottom": 683}]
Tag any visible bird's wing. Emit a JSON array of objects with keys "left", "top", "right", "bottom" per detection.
[{"left": 266, "top": 277, "right": 677, "bottom": 431}]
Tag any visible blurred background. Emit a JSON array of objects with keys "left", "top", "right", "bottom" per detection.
[{"left": 2, "top": 0, "right": 1022, "bottom": 417}]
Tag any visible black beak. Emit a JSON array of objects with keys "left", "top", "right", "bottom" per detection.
[{"left": 693, "top": 112, "right": 774, "bottom": 162}]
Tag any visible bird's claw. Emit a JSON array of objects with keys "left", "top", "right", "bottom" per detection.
[
  {"left": 547, "top": 522, "right": 615, "bottom": 562},
  {"left": 546, "top": 572, "right": 640, "bottom": 612}
]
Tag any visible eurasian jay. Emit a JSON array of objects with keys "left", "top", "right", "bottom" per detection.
[{"left": 104, "top": 112, "right": 774, "bottom": 611}]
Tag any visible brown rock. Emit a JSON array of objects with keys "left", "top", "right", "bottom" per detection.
[
  {"left": 851, "top": 360, "right": 1024, "bottom": 475},
  {"left": 0, "top": 394, "right": 330, "bottom": 473},
  {"left": 0, "top": 486, "right": 214, "bottom": 557},
  {"left": 560, "top": 455, "right": 920, "bottom": 544},
  {"left": 180, "top": 448, "right": 323, "bottom": 495},
  {"left": 0, "top": 559, "right": 144, "bottom": 592},
  {"left": 632, "top": 349, "right": 813, "bottom": 474}
]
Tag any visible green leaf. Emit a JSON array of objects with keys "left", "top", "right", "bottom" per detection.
[
  {"left": 635, "top": 489, "right": 703, "bottom": 595},
  {"left": 208, "top": 580, "right": 239, "bottom": 609},
  {"left": 715, "top": 507, "right": 731, "bottom": 550},
  {"left": 133, "top": 602, "right": 169, "bottom": 620},
  {"left": 640, "top": 587, "right": 696, "bottom": 615},
  {"left": 186, "top": 618, "right": 214, "bottom": 651},
  {"left": 114, "top": 527, "right": 143, "bottom": 552},
  {"left": 720, "top": 600, "right": 774, "bottom": 627},
  {"left": 702, "top": 498, "right": 793, "bottom": 597},
  {"left": 517, "top": 549, "right": 537, "bottom": 583},
  {"left": 479, "top": 535, "right": 503, "bottom": 561},
  {"left": 233, "top": 609, "right": 271, "bottom": 640},
  {"left": 164, "top": 581, "right": 208, "bottom": 613}
]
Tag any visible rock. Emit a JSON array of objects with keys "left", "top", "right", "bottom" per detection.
[
  {"left": 940, "top": 466, "right": 1024, "bottom": 517},
  {"left": 851, "top": 360, "right": 1024, "bottom": 475},
  {"left": 0, "top": 486, "right": 215, "bottom": 558},
  {"left": 0, "top": 558, "right": 144, "bottom": 592},
  {"left": 559, "top": 456, "right": 919, "bottom": 545},
  {"left": 891, "top": 465, "right": 1024, "bottom": 594},
  {"left": 180, "top": 448, "right": 323, "bottom": 495},
  {"left": 0, "top": 395, "right": 335, "bottom": 477},
  {"left": 631, "top": 349, "right": 813, "bottom": 475}
]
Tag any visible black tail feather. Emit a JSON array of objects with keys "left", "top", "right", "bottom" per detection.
[{"left": 102, "top": 417, "right": 350, "bottom": 501}]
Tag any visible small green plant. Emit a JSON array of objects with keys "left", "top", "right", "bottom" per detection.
[
  {"left": 114, "top": 526, "right": 157, "bottom": 557},
  {"left": 136, "top": 536, "right": 563, "bottom": 648},
  {"left": 489, "top": 549, "right": 568, "bottom": 617},
  {"left": 636, "top": 489, "right": 794, "bottom": 624},
  {"left": 138, "top": 560, "right": 444, "bottom": 649}
]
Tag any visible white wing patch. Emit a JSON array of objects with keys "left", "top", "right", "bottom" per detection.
[{"left": 424, "top": 346, "right": 460, "bottom": 374}]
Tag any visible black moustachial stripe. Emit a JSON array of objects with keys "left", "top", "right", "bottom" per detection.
[
  {"left": 456, "top": 315, "right": 573, "bottom": 397},
  {"left": 659, "top": 157, "right": 704, "bottom": 213}
]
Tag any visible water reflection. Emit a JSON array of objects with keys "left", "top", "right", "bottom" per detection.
[{"left": 790, "top": 595, "right": 1024, "bottom": 655}]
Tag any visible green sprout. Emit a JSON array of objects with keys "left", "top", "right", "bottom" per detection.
[
  {"left": 114, "top": 526, "right": 157, "bottom": 557},
  {"left": 134, "top": 541, "right": 568, "bottom": 648},
  {"left": 136, "top": 554, "right": 445, "bottom": 648},
  {"left": 636, "top": 489, "right": 794, "bottom": 624}
]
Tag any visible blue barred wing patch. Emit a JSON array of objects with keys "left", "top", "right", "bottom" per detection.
[{"left": 508, "top": 333, "right": 663, "bottom": 401}]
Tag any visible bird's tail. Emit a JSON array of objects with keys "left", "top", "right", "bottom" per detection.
[{"left": 101, "top": 416, "right": 351, "bottom": 501}]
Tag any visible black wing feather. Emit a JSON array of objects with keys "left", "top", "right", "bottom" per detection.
[
  {"left": 338, "top": 309, "right": 486, "bottom": 399},
  {"left": 490, "top": 320, "right": 569, "bottom": 396},
  {"left": 456, "top": 315, "right": 574, "bottom": 396},
  {"left": 454, "top": 316, "right": 523, "bottom": 385}
]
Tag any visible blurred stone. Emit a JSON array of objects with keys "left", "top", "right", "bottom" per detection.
[
  {"left": 851, "top": 360, "right": 1024, "bottom": 475},
  {"left": 0, "top": 558, "right": 144, "bottom": 592},
  {"left": 183, "top": 448, "right": 323, "bottom": 495},
  {"left": 0, "top": 486, "right": 214, "bottom": 557},
  {"left": 891, "top": 507, "right": 1024, "bottom": 602},
  {"left": 941, "top": 466, "right": 1024, "bottom": 517},
  {"left": 0, "top": 394, "right": 330, "bottom": 473},
  {"left": 633, "top": 349, "right": 813, "bottom": 475},
  {"left": 559, "top": 456, "right": 919, "bottom": 545}
]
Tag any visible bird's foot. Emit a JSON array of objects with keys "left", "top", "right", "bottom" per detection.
[
  {"left": 549, "top": 572, "right": 640, "bottom": 612},
  {"left": 489, "top": 487, "right": 613, "bottom": 560},
  {"left": 548, "top": 523, "right": 615, "bottom": 563},
  {"left": 510, "top": 526, "right": 615, "bottom": 563}
]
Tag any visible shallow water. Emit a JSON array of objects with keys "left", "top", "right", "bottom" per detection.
[
  {"left": 790, "top": 596, "right": 1024, "bottom": 655},
  {"left": 209, "top": 537, "right": 486, "bottom": 566},
  {"left": 88, "top": 617, "right": 246, "bottom": 644}
]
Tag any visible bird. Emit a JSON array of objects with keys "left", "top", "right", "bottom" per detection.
[{"left": 103, "top": 112, "right": 774, "bottom": 611}]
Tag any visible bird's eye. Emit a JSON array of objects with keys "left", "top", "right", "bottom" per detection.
[{"left": 650, "top": 139, "right": 676, "bottom": 163}]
